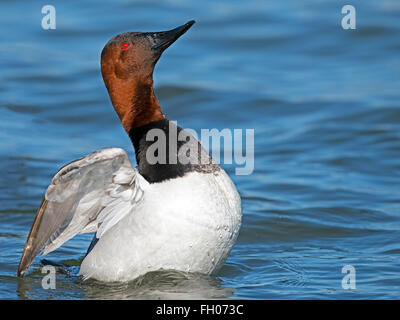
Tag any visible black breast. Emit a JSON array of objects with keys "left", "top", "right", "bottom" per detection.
[{"left": 128, "top": 119, "right": 219, "bottom": 183}]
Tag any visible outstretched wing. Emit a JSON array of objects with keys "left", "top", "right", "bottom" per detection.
[{"left": 17, "top": 148, "right": 148, "bottom": 276}]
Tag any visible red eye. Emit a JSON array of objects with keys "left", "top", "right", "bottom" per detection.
[{"left": 122, "top": 43, "right": 129, "bottom": 50}]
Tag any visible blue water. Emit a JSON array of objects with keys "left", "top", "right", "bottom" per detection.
[{"left": 1, "top": 0, "right": 400, "bottom": 299}]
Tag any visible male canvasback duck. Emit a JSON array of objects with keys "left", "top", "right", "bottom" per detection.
[{"left": 17, "top": 20, "right": 242, "bottom": 282}]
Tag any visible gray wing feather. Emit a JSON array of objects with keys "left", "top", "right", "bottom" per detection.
[{"left": 17, "top": 148, "right": 147, "bottom": 276}]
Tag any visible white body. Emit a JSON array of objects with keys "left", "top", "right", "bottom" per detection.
[
  {"left": 79, "top": 170, "right": 241, "bottom": 282},
  {"left": 18, "top": 148, "right": 242, "bottom": 282}
]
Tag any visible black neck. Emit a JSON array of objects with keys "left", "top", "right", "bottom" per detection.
[{"left": 128, "top": 119, "right": 193, "bottom": 183}]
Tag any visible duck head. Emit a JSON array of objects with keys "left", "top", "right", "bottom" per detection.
[{"left": 101, "top": 20, "right": 195, "bottom": 131}]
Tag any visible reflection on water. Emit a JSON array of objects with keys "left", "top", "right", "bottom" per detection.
[
  {"left": 83, "top": 270, "right": 234, "bottom": 300},
  {"left": 16, "top": 267, "right": 234, "bottom": 300}
]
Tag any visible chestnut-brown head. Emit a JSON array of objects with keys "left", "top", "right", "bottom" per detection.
[{"left": 101, "top": 20, "right": 195, "bottom": 131}]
